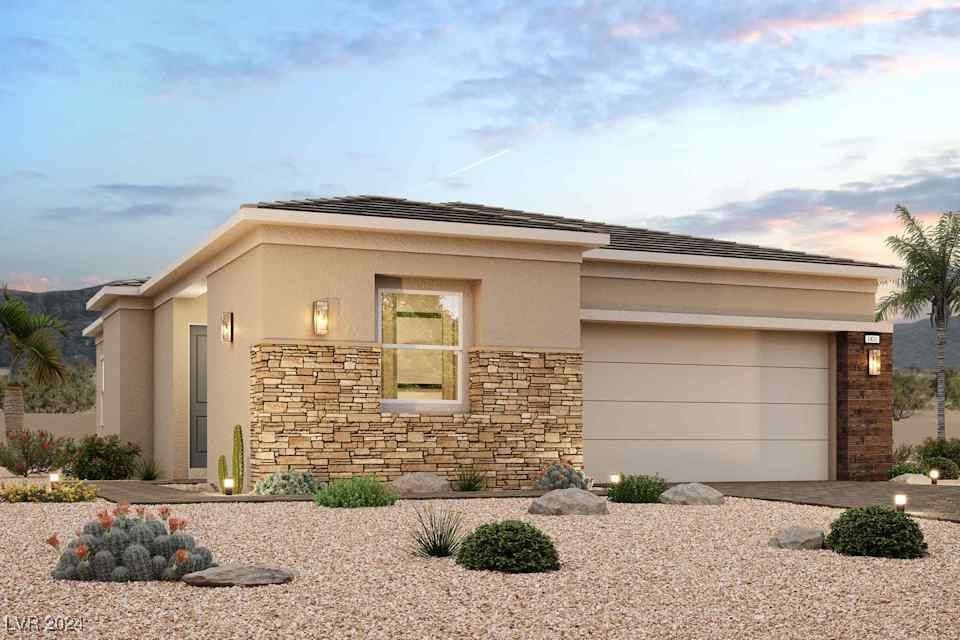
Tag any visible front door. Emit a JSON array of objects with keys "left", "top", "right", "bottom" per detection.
[{"left": 189, "top": 325, "right": 208, "bottom": 469}]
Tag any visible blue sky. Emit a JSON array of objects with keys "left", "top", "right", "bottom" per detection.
[{"left": 3, "top": 0, "right": 960, "bottom": 291}]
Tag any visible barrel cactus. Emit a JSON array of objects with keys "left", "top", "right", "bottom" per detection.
[
  {"left": 254, "top": 470, "right": 320, "bottom": 496},
  {"left": 533, "top": 462, "right": 588, "bottom": 491},
  {"left": 48, "top": 505, "right": 216, "bottom": 583}
]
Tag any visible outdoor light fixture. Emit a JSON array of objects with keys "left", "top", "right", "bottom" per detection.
[
  {"left": 929, "top": 469, "right": 940, "bottom": 485},
  {"left": 223, "top": 478, "right": 235, "bottom": 495},
  {"left": 609, "top": 473, "right": 622, "bottom": 484},
  {"left": 894, "top": 494, "right": 907, "bottom": 512},
  {"left": 867, "top": 349, "right": 881, "bottom": 376},
  {"left": 313, "top": 299, "right": 329, "bottom": 336},
  {"left": 48, "top": 472, "right": 60, "bottom": 485},
  {"left": 220, "top": 312, "right": 234, "bottom": 343}
]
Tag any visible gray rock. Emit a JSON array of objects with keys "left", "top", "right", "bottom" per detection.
[
  {"left": 890, "top": 473, "right": 931, "bottom": 485},
  {"left": 528, "top": 488, "right": 608, "bottom": 515},
  {"left": 389, "top": 472, "right": 450, "bottom": 494},
  {"left": 659, "top": 483, "right": 725, "bottom": 505},
  {"left": 182, "top": 564, "right": 294, "bottom": 588},
  {"left": 770, "top": 526, "right": 824, "bottom": 550}
]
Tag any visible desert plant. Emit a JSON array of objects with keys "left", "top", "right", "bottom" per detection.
[
  {"left": 254, "top": 470, "right": 319, "bottom": 496},
  {"left": 217, "top": 455, "right": 227, "bottom": 493},
  {"left": 0, "top": 428, "right": 71, "bottom": 476},
  {"left": 606, "top": 473, "right": 666, "bottom": 503},
  {"left": 452, "top": 467, "right": 486, "bottom": 492},
  {"left": 0, "top": 481, "right": 97, "bottom": 503},
  {"left": 825, "top": 505, "right": 926, "bottom": 559},
  {"left": 921, "top": 456, "right": 960, "bottom": 479},
  {"left": 49, "top": 504, "right": 216, "bottom": 581},
  {"left": 314, "top": 476, "right": 397, "bottom": 508},
  {"left": 60, "top": 435, "right": 141, "bottom": 480},
  {"left": 456, "top": 520, "right": 559, "bottom": 573},
  {"left": 893, "top": 371, "right": 932, "bottom": 421},
  {"left": 893, "top": 443, "right": 915, "bottom": 464},
  {"left": 887, "top": 461, "right": 927, "bottom": 479},
  {"left": 137, "top": 458, "right": 161, "bottom": 481},
  {"left": 533, "top": 462, "right": 587, "bottom": 491},
  {"left": 0, "top": 364, "right": 96, "bottom": 414},
  {"left": 232, "top": 425, "right": 244, "bottom": 492},
  {"left": 412, "top": 505, "right": 463, "bottom": 558},
  {"left": 915, "top": 437, "right": 960, "bottom": 468}
]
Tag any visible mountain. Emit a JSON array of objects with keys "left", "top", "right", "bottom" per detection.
[
  {"left": 0, "top": 286, "right": 102, "bottom": 368},
  {"left": 893, "top": 319, "right": 960, "bottom": 370}
]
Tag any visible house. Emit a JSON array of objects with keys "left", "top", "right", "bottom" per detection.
[{"left": 82, "top": 196, "right": 899, "bottom": 488}]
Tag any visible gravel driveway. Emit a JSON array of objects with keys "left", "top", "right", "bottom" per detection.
[{"left": 4, "top": 497, "right": 959, "bottom": 639}]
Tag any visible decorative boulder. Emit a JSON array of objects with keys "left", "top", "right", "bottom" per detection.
[
  {"left": 659, "top": 483, "right": 725, "bottom": 505},
  {"left": 182, "top": 564, "right": 294, "bottom": 587},
  {"left": 388, "top": 472, "right": 450, "bottom": 494},
  {"left": 528, "top": 488, "right": 608, "bottom": 516},
  {"left": 890, "top": 473, "right": 931, "bottom": 485},
  {"left": 770, "top": 526, "right": 824, "bottom": 550}
]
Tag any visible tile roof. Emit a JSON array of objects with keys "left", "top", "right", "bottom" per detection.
[{"left": 255, "top": 195, "right": 895, "bottom": 269}]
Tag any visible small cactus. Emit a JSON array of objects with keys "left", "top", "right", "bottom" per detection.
[
  {"left": 146, "top": 519, "right": 167, "bottom": 537},
  {"left": 160, "top": 566, "right": 179, "bottom": 581},
  {"left": 91, "top": 550, "right": 116, "bottom": 582},
  {"left": 122, "top": 544, "right": 154, "bottom": 582},
  {"left": 104, "top": 529, "right": 130, "bottom": 557},
  {"left": 232, "top": 424, "right": 245, "bottom": 492},
  {"left": 533, "top": 462, "right": 588, "bottom": 491},
  {"left": 76, "top": 560, "right": 93, "bottom": 581},
  {"left": 170, "top": 533, "right": 196, "bottom": 552},
  {"left": 127, "top": 523, "right": 154, "bottom": 546},
  {"left": 193, "top": 546, "right": 214, "bottom": 568},
  {"left": 111, "top": 566, "right": 131, "bottom": 582},
  {"left": 82, "top": 521, "right": 104, "bottom": 537},
  {"left": 217, "top": 455, "right": 228, "bottom": 493},
  {"left": 151, "top": 555, "right": 167, "bottom": 579}
]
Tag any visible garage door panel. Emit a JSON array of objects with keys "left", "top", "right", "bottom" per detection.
[
  {"left": 583, "top": 324, "right": 829, "bottom": 368},
  {"left": 585, "top": 401, "right": 828, "bottom": 440},
  {"left": 583, "top": 439, "right": 829, "bottom": 482},
  {"left": 584, "top": 361, "right": 828, "bottom": 404}
]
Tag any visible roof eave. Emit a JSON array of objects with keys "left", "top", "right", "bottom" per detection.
[
  {"left": 81, "top": 316, "right": 103, "bottom": 338},
  {"left": 85, "top": 285, "right": 145, "bottom": 311}
]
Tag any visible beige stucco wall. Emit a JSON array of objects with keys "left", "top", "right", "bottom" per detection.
[
  {"left": 581, "top": 262, "right": 877, "bottom": 321},
  {"left": 153, "top": 295, "right": 206, "bottom": 479},
  {"left": 101, "top": 306, "right": 154, "bottom": 458}
]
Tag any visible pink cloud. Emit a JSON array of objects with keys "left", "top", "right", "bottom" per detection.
[
  {"left": 608, "top": 13, "right": 679, "bottom": 40},
  {"left": 4, "top": 272, "right": 57, "bottom": 293}
]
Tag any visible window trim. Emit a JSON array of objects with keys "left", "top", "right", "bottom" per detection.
[{"left": 376, "top": 288, "right": 465, "bottom": 408}]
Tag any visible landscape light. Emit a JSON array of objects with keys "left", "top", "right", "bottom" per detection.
[
  {"left": 48, "top": 472, "right": 60, "bottom": 484},
  {"left": 929, "top": 469, "right": 940, "bottom": 485},
  {"left": 609, "top": 473, "right": 621, "bottom": 484},
  {"left": 894, "top": 494, "right": 907, "bottom": 512},
  {"left": 223, "top": 478, "right": 235, "bottom": 495}
]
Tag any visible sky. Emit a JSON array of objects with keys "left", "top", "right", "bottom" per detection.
[{"left": 3, "top": 0, "right": 960, "bottom": 292}]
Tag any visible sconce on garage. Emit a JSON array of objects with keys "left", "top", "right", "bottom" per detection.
[
  {"left": 220, "top": 311, "right": 234, "bottom": 343},
  {"left": 867, "top": 349, "right": 881, "bottom": 376},
  {"left": 313, "top": 299, "right": 329, "bottom": 336}
]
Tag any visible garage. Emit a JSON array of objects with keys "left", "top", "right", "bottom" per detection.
[{"left": 583, "top": 323, "right": 830, "bottom": 482}]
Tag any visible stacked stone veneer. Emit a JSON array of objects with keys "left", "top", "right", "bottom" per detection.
[
  {"left": 249, "top": 343, "right": 583, "bottom": 489},
  {"left": 836, "top": 331, "right": 893, "bottom": 480}
]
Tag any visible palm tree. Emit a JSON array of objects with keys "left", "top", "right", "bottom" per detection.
[
  {"left": 877, "top": 206, "right": 960, "bottom": 440},
  {"left": 0, "top": 288, "right": 66, "bottom": 434}
]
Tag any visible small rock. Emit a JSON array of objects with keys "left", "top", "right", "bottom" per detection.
[
  {"left": 659, "top": 483, "right": 725, "bottom": 505},
  {"left": 770, "top": 526, "right": 824, "bottom": 550},
  {"left": 529, "top": 488, "right": 608, "bottom": 515},
  {"left": 890, "top": 473, "right": 931, "bottom": 485},
  {"left": 388, "top": 472, "right": 450, "bottom": 494},
  {"left": 182, "top": 564, "right": 294, "bottom": 587}
]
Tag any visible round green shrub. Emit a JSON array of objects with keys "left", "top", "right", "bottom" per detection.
[
  {"left": 254, "top": 470, "right": 319, "bottom": 496},
  {"left": 606, "top": 474, "right": 666, "bottom": 503},
  {"left": 825, "top": 505, "right": 926, "bottom": 559},
  {"left": 314, "top": 476, "right": 397, "bottom": 508},
  {"left": 455, "top": 520, "right": 559, "bottom": 573},
  {"left": 915, "top": 437, "right": 960, "bottom": 468},
  {"left": 921, "top": 456, "right": 960, "bottom": 479},
  {"left": 887, "top": 461, "right": 926, "bottom": 479},
  {"left": 533, "top": 463, "right": 587, "bottom": 491}
]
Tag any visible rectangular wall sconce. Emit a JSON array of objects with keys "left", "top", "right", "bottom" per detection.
[
  {"left": 868, "top": 349, "right": 881, "bottom": 376},
  {"left": 220, "top": 311, "right": 234, "bottom": 343},
  {"left": 313, "top": 299, "right": 329, "bottom": 336}
]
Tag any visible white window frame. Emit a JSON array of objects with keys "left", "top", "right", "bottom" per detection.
[{"left": 376, "top": 288, "right": 465, "bottom": 410}]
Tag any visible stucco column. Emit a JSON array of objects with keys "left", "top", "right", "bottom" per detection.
[{"left": 836, "top": 332, "right": 893, "bottom": 480}]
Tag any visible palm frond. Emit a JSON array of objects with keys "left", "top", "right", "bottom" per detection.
[{"left": 9, "top": 330, "right": 66, "bottom": 385}]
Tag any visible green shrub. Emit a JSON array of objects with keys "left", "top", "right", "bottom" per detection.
[
  {"left": 0, "top": 481, "right": 97, "bottom": 503},
  {"left": 922, "top": 456, "right": 960, "bottom": 479},
  {"left": 137, "top": 459, "right": 162, "bottom": 481},
  {"left": 606, "top": 474, "right": 666, "bottom": 503},
  {"left": 452, "top": 467, "right": 486, "bottom": 492},
  {"left": 412, "top": 505, "right": 463, "bottom": 558},
  {"left": 533, "top": 463, "right": 587, "bottom": 491},
  {"left": 0, "top": 429, "right": 71, "bottom": 477},
  {"left": 456, "top": 520, "right": 560, "bottom": 573},
  {"left": 61, "top": 435, "right": 141, "bottom": 480},
  {"left": 887, "top": 461, "right": 926, "bottom": 479},
  {"left": 915, "top": 437, "right": 960, "bottom": 468},
  {"left": 254, "top": 471, "right": 319, "bottom": 496},
  {"left": 314, "top": 476, "right": 397, "bottom": 508},
  {"left": 825, "top": 505, "right": 926, "bottom": 559},
  {"left": 893, "top": 443, "right": 915, "bottom": 464}
]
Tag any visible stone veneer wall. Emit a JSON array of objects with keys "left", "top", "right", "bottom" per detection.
[
  {"left": 836, "top": 331, "right": 893, "bottom": 480},
  {"left": 249, "top": 344, "right": 583, "bottom": 489}
]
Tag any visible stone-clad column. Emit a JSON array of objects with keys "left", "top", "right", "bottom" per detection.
[{"left": 836, "top": 332, "right": 893, "bottom": 480}]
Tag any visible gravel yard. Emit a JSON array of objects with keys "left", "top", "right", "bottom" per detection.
[{"left": 4, "top": 497, "right": 960, "bottom": 640}]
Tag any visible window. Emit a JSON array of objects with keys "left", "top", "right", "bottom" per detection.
[{"left": 378, "top": 289, "right": 463, "bottom": 405}]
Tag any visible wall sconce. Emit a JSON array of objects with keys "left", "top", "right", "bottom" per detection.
[
  {"left": 867, "top": 349, "right": 881, "bottom": 376},
  {"left": 313, "top": 299, "right": 329, "bottom": 336},
  {"left": 220, "top": 312, "right": 234, "bottom": 343}
]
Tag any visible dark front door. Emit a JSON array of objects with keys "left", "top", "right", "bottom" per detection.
[{"left": 189, "top": 325, "right": 208, "bottom": 468}]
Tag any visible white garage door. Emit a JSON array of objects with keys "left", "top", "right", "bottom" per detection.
[{"left": 583, "top": 324, "right": 829, "bottom": 482}]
